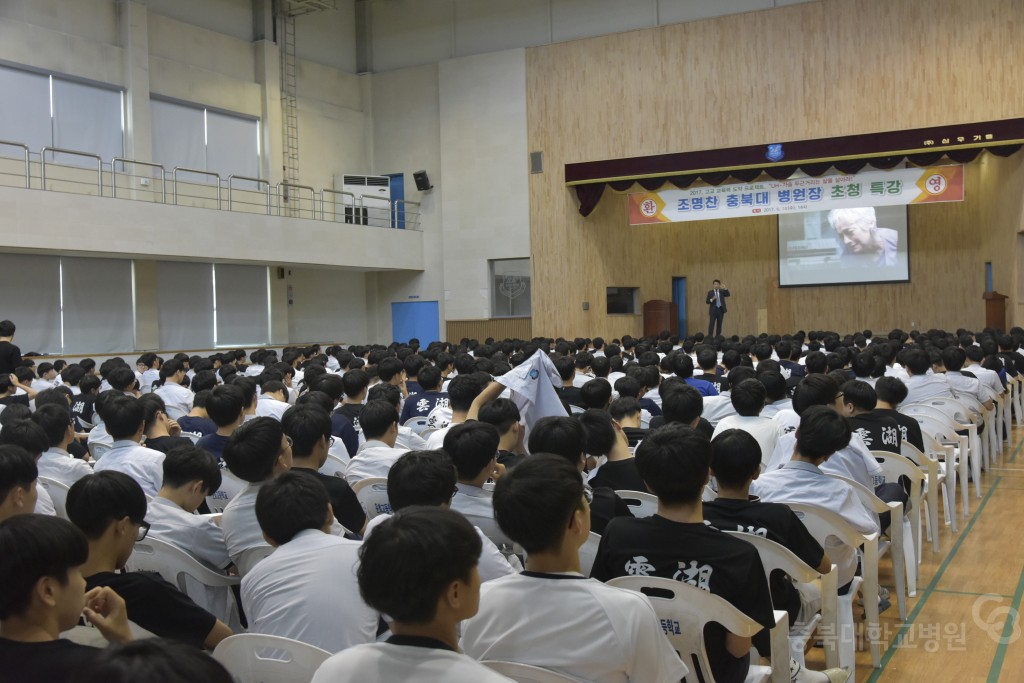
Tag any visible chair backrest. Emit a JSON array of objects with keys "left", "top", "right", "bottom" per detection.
[
  {"left": 907, "top": 413, "right": 961, "bottom": 443},
  {"left": 723, "top": 530, "right": 821, "bottom": 585},
  {"left": 569, "top": 404, "right": 586, "bottom": 415},
  {"left": 352, "top": 477, "right": 392, "bottom": 518},
  {"left": 212, "top": 633, "right": 331, "bottom": 683},
  {"left": 235, "top": 545, "right": 275, "bottom": 577},
  {"left": 403, "top": 415, "right": 431, "bottom": 434},
  {"left": 607, "top": 576, "right": 763, "bottom": 683},
  {"left": 206, "top": 467, "right": 247, "bottom": 514},
  {"left": 614, "top": 490, "right": 658, "bottom": 518},
  {"left": 823, "top": 473, "right": 894, "bottom": 516},
  {"left": 786, "top": 502, "right": 876, "bottom": 551},
  {"left": 88, "top": 441, "right": 111, "bottom": 461},
  {"left": 903, "top": 402, "right": 971, "bottom": 429},
  {"left": 127, "top": 536, "right": 240, "bottom": 593},
  {"left": 482, "top": 661, "right": 586, "bottom": 683},
  {"left": 180, "top": 431, "right": 202, "bottom": 444},
  {"left": 462, "top": 512, "right": 514, "bottom": 547},
  {"left": 872, "top": 450, "right": 925, "bottom": 496},
  {"left": 319, "top": 453, "right": 348, "bottom": 479},
  {"left": 578, "top": 531, "right": 602, "bottom": 577},
  {"left": 38, "top": 477, "right": 70, "bottom": 519}
]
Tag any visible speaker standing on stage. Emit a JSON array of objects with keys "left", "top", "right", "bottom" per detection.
[{"left": 706, "top": 279, "right": 730, "bottom": 338}]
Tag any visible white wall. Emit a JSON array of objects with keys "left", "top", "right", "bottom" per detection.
[
  {"left": 439, "top": 49, "right": 530, "bottom": 320},
  {"left": 287, "top": 267, "right": 368, "bottom": 344},
  {"left": 368, "top": 0, "right": 819, "bottom": 72}
]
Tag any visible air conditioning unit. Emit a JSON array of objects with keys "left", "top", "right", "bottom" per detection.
[{"left": 338, "top": 174, "right": 391, "bottom": 227}]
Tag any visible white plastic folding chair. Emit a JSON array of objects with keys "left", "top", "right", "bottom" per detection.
[
  {"left": 319, "top": 452, "right": 348, "bottom": 479},
  {"left": 463, "top": 512, "right": 515, "bottom": 548},
  {"left": 213, "top": 633, "right": 331, "bottom": 683},
  {"left": 614, "top": 490, "right": 658, "bottom": 518},
  {"left": 206, "top": 467, "right": 247, "bottom": 514},
  {"left": 787, "top": 503, "right": 874, "bottom": 673},
  {"left": 483, "top": 661, "right": 587, "bottom": 683},
  {"left": 906, "top": 413, "right": 968, "bottom": 517},
  {"left": 823, "top": 473, "right": 908, "bottom": 622},
  {"left": 38, "top": 476, "right": 70, "bottom": 519},
  {"left": 88, "top": 441, "right": 110, "bottom": 461},
  {"left": 578, "top": 531, "right": 601, "bottom": 577},
  {"left": 608, "top": 576, "right": 789, "bottom": 683},
  {"left": 901, "top": 440, "right": 953, "bottom": 545},
  {"left": 903, "top": 402, "right": 980, "bottom": 500},
  {"left": 872, "top": 450, "right": 926, "bottom": 595},
  {"left": 352, "top": 477, "right": 392, "bottom": 519},
  {"left": 180, "top": 431, "right": 202, "bottom": 444},
  {"left": 235, "top": 545, "right": 275, "bottom": 577},
  {"left": 724, "top": 531, "right": 841, "bottom": 671},
  {"left": 403, "top": 415, "right": 430, "bottom": 434}
]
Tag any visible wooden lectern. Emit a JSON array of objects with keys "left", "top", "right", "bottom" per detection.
[
  {"left": 983, "top": 291, "right": 1008, "bottom": 330},
  {"left": 643, "top": 300, "right": 675, "bottom": 338}
]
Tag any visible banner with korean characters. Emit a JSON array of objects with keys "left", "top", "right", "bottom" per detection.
[{"left": 627, "top": 165, "right": 964, "bottom": 225}]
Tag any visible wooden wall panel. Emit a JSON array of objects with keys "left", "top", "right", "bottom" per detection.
[
  {"left": 527, "top": 0, "right": 1024, "bottom": 339},
  {"left": 446, "top": 318, "right": 533, "bottom": 342}
]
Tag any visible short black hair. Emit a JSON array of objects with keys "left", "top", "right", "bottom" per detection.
[
  {"left": 634, "top": 423, "right": 710, "bottom": 505},
  {"left": 387, "top": 450, "right": 457, "bottom": 510},
  {"left": 578, "top": 409, "right": 617, "bottom": 457},
  {"left": 106, "top": 367, "right": 137, "bottom": 392},
  {"left": 527, "top": 416, "right": 584, "bottom": 466},
  {"left": 903, "top": 348, "right": 931, "bottom": 375},
  {"left": 757, "top": 371, "right": 787, "bottom": 402},
  {"left": 66, "top": 471, "right": 147, "bottom": 540},
  {"left": 609, "top": 396, "right": 641, "bottom": 422},
  {"left": 478, "top": 398, "right": 520, "bottom": 434},
  {"left": 841, "top": 380, "right": 877, "bottom": 412},
  {"left": 222, "top": 417, "right": 285, "bottom": 483},
  {"left": 256, "top": 471, "right": 330, "bottom": 545},
  {"left": 729, "top": 378, "right": 767, "bottom": 417},
  {"left": 281, "top": 405, "right": 332, "bottom": 458},
  {"left": 710, "top": 429, "right": 762, "bottom": 489},
  {"left": 0, "top": 419, "right": 50, "bottom": 456},
  {"left": 661, "top": 383, "right": 703, "bottom": 424},
  {"left": 580, "top": 379, "right": 612, "bottom": 410},
  {"left": 103, "top": 396, "right": 145, "bottom": 440},
  {"left": 314, "top": 374, "right": 344, "bottom": 403},
  {"left": 941, "top": 346, "right": 967, "bottom": 372},
  {"left": 162, "top": 446, "right": 222, "bottom": 493},
  {"left": 614, "top": 376, "right": 643, "bottom": 399},
  {"left": 418, "top": 365, "right": 442, "bottom": 391},
  {"left": 138, "top": 393, "right": 167, "bottom": 431},
  {"left": 447, "top": 374, "right": 486, "bottom": 412},
  {"left": 191, "top": 370, "right": 218, "bottom": 394},
  {"left": 205, "top": 385, "right": 245, "bottom": 428},
  {"left": 72, "top": 638, "right": 234, "bottom": 683},
  {"left": 357, "top": 506, "right": 481, "bottom": 623},
  {"left": 31, "top": 404, "right": 73, "bottom": 448},
  {"left": 341, "top": 369, "right": 370, "bottom": 398},
  {"left": 0, "top": 514, "right": 88, "bottom": 620},
  {"left": 0, "top": 320, "right": 14, "bottom": 337},
  {"left": 874, "top": 376, "right": 908, "bottom": 406},
  {"left": 377, "top": 357, "right": 404, "bottom": 383},
  {"left": 443, "top": 422, "right": 499, "bottom": 481},
  {"left": 795, "top": 406, "right": 852, "bottom": 461},
  {"left": 0, "top": 445, "right": 37, "bottom": 505},
  {"left": 792, "top": 374, "right": 841, "bottom": 415},
  {"left": 367, "top": 382, "right": 401, "bottom": 407},
  {"left": 672, "top": 353, "right": 695, "bottom": 379},
  {"left": 493, "top": 454, "right": 584, "bottom": 555},
  {"left": 359, "top": 400, "right": 399, "bottom": 440},
  {"left": 35, "top": 388, "right": 71, "bottom": 410}
]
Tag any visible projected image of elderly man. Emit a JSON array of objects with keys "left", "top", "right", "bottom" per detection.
[{"left": 828, "top": 207, "right": 898, "bottom": 267}]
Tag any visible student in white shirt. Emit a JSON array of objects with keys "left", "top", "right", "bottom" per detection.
[
  {"left": 901, "top": 347, "right": 956, "bottom": 405},
  {"left": 0, "top": 444, "right": 39, "bottom": 522},
  {"left": 255, "top": 380, "right": 291, "bottom": 421},
  {"left": 30, "top": 362, "right": 59, "bottom": 393},
  {"left": 344, "top": 401, "right": 407, "bottom": 486},
  {"left": 366, "top": 383, "right": 428, "bottom": 451},
  {"left": 242, "top": 471, "right": 378, "bottom": 653},
  {"left": 91, "top": 396, "right": 166, "bottom": 498},
  {"left": 153, "top": 360, "right": 193, "bottom": 420},
  {"left": 362, "top": 450, "right": 518, "bottom": 583},
  {"left": 444, "top": 422, "right": 503, "bottom": 521},
  {"left": 942, "top": 347, "right": 996, "bottom": 409},
  {"left": 424, "top": 374, "right": 489, "bottom": 450},
  {"left": 0, "top": 420, "right": 56, "bottom": 517},
  {"left": 712, "top": 378, "right": 784, "bottom": 468},
  {"left": 965, "top": 345, "right": 1005, "bottom": 401},
  {"left": 312, "top": 507, "right": 512, "bottom": 683},
  {"left": 221, "top": 417, "right": 293, "bottom": 575},
  {"left": 758, "top": 371, "right": 793, "bottom": 419},
  {"left": 31, "top": 403, "right": 93, "bottom": 487},
  {"left": 136, "top": 354, "right": 162, "bottom": 394},
  {"left": 461, "top": 455, "right": 689, "bottom": 683}
]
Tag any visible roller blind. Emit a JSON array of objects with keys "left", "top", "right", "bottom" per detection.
[
  {"left": 51, "top": 79, "right": 124, "bottom": 166},
  {"left": 0, "top": 253, "right": 62, "bottom": 354},
  {"left": 60, "top": 257, "right": 134, "bottom": 354},
  {"left": 157, "top": 261, "right": 215, "bottom": 350},
  {"left": 0, "top": 65, "right": 51, "bottom": 154},
  {"left": 214, "top": 264, "right": 269, "bottom": 347},
  {"left": 150, "top": 99, "right": 206, "bottom": 173}
]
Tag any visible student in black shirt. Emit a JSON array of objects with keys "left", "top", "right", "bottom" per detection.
[
  {"left": 71, "top": 375, "right": 101, "bottom": 431},
  {"left": 704, "top": 429, "right": 830, "bottom": 625},
  {"left": 580, "top": 409, "right": 645, "bottom": 492},
  {"left": 477, "top": 398, "right": 526, "bottom": 469},
  {"left": 66, "top": 472, "right": 232, "bottom": 649},
  {"left": 609, "top": 396, "right": 648, "bottom": 447},
  {"left": 0, "top": 514, "right": 133, "bottom": 683},
  {"left": 400, "top": 365, "right": 449, "bottom": 423},
  {"left": 840, "top": 380, "right": 901, "bottom": 454},
  {"left": 336, "top": 369, "right": 370, "bottom": 434},
  {"left": 874, "top": 377, "right": 925, "bottom": 455},
  {"left": 72, "top": 639, "right": 234, "bottom": 683},
  {"left": 649, "top": 380, "right": 714, "bottom": 439},
  {"left": 195, "top": 385, "right": 246, "bottom": 462},
  {"left": 0, "top": 320, "right": 21, "bottom": 376},
  {"left": 139, "top": 394, "right": 194, "bottom": 455},
  {"left": 299, "top": 375, "right": 359, "bottom": 457},
  {"left": 282, "top": 405, "right": 367, "bottom": 535},
  {"left": 176, "top": 389, "right": 218, "bottom": 437},
  {"left": 696, "top": 347, "right": 730, "bottom": 393},
  {"left": 0, "top": 372, "right": 36, "bottom": 408}
]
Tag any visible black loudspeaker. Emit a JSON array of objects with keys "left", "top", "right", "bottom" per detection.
[{"left": 413, "top": 170, "right": 433, "bottom": 191}]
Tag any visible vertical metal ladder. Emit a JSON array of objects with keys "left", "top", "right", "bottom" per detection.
[{"left": 279, "top": 11, "right": 300, "bottom": 214}]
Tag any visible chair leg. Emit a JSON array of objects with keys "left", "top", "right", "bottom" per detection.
[
  {"left": 906, "top": 515, "right": 919, "bottom": 597},
  {"left": 862, "top": 542, "right": 882, "bottom": 668}
]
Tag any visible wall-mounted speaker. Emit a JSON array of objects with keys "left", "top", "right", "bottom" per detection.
[{"left": 413, "top": 170, "right": 433, "bottom": 191}]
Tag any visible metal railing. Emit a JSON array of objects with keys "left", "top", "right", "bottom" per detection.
[
  {"left": 41, "top": 147, "right": 103, "bottom": 194},
  {"left": 0, "top": 139, "right": 422, "bottom": 231}
]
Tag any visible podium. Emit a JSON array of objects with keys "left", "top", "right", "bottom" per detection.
[
  {"left": 983, "top": 291, "right": 1008, "bottom": 330},
  {"left": 643, "top": 300, "right": 675, "bottom": 338}
]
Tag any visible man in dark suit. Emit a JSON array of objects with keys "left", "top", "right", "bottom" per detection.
[{"left": 706, "top": 279, "right": 730, "bottom": 338}]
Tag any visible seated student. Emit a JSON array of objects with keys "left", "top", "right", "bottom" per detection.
[
  {"left": 282, "top": 405, "right": 367, "bottom": 535},
  {"left": 840, "top": 380, "right": 901, "bottom": 454},
  {"left": 462, "top": 454, "right": 688, "bottom": 683},
  {"left": 752, "top": 407, "right": 879, "bottom": 591},
  {"left": 403, "top": 355, "right": 424, "bottom": 396},
  {"left": 0, "top": 515, "right": 135, "bottom": 682},
  {"left": 303, "top": 375, "right": 358, "bottom": 457},
  {"left": 673, "top": 353, "right": 719, "bottom": 397},
  {"left": 964, "top": 344, "right": 1006, "bottom": 402},
  {"left": 92, "top": 397, "right": 165, "bottom": 498},
  {"left": 0, "top": 445, "right": 39, "bottom": 522},
  {"left": 106, "top": 366, "right": 141, "bottom": 397},
  {"left": 152, "top": 360, "right": 193, "bottom": 421},
  {"left": 705, "top": 429, "right": 831, "bottom": 625},
  {"left": 580, "top": 378, "right": 612, "bottom": 411},
  {"left": 32, "top": 404, "right": 93, "bottom": 487},
  {"left": 942, "top": 346, "right": 996, "bottom": 410},
  {"left": 175, "top": 389, "right": 217, "bottom": 437},
  {"left": 425, "top": 373, "right": 487, "bottom": 448},
  {"left": 527, "top": 416, "right": 632, "bottom": 535},
  {"left": 135, "top": 354, "right": 161, "bottom": 394},
  {"left": 335, "top": 369, "right": 370, "bottom": 435},
  {"left": 580, "top": 408, "right": 645, "bottom": 492},
  {"left": 609, "top": 397, "right": 647, "bottom": 447},
  {"left": 592, "top": 425, "right": 845, "bottom": 683},
  {"left": 32, "top": 362, "right": 60, "bottom": 393},
  {"left": 0, "top": 421, "right": 57, "bottom": 516},
  {"left": 444, "top": 422, "right": 503, "bottom": 520},
  {"left": 66, "top": 472, "right": 232, "bottom": 649},
  {"left": 901, "top": 347, "right": 956, "bottom": 405},
  {"left": 138, "top": 394, "right": 193, "bottom": 455},
  {"left": 242, "top": 472, "right": 377, "bottom": 653},
  {"left": 345, "top": 400, "right": 408, "bottom": 486},
  {"left": 255, "top": 380, "right": 290, "bottom": 421},
  {"left": 70, "top": 374, "right": 101, "bottom": 431},
  {"left": 873, "top": 377, "right": 925, "bottom": 455},
  {"left": 221, "top": 417, "right": 293, "bottom": 574},
  {"left": 650, "top": 381, "right": 715, "bottom": 437},
  {"left": 477, "top": 398, "right": 526, "bottom": 470},
  {"left": 553, "top": 356, "right": 585, "bottom": 409},
  {"left": 758, "top": 371, "right": 793, "bottom": 419},
  {"left": 399, "top": 364, "right": 449, "bottom": 424},
  {"left": 571, "top": 352, "right": 595, "bottom": 388},
  {"left": 696, "top": 347, "right": 729, "bottom": 393},
  {"left": 195, "top": 385, "right": 246, "bottom": 462},
  {"left": 72, "top": 638, "right": 234, "bottom": 683},
  {"left": 363, "top": 450, "right": 517, "bottom": 580},
  {"left": 712, "top": 379, "right": 784, "bottom": 469},
  {"left": 367, "top": 383, "right": 428, "bottom": 451},
  {"left": 311, "top": 508, "right": 510, "bottom": 683}
]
